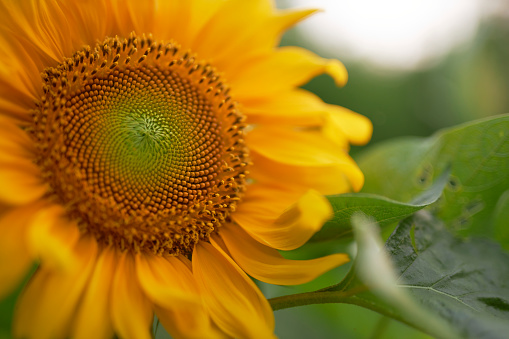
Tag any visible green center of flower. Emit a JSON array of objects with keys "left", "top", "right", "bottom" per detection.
[{"left": 31, "top": 34, "right": 249, "bottom": 255}]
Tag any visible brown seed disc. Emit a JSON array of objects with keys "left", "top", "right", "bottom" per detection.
[{"left": 30, "top": 33, "right": 249, "bottom": 255}]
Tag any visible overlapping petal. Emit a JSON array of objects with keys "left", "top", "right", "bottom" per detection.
[
  {"left": 135, "top": 254, "right": 223, "bottom": 339},
  {"left": 323, "top": 105, "right": 373, "bottom": 146},
  {"left": 110, "top": 252, "right": 153, "bottom": 339},
  {"left": 247, "top": 126, "right": 365, "bottom": 193},
  {"left": 14, "top": 237, "right": 98, "bottom": 339},
  {"left": 0, "top": 203, "right": 42, "bottom": 298},
  {"left": 193, "top": 242, "right": 275, "bottom": 339},
  {"left": 27, "top": 205, "right": 80, "bottom": 270},
  {"left": 0, "top": 1, "right": 370, "bottom": 339},
  {"left": 229, "top": 47, "right": 348, "bottom": 100},
  {"left": 72, "top": 247, "right": 116, "bottom": 339},
  {"left": 219, "top": 225, "right": 349, "bottom": 285},
  {"left": 0, "top": 120, "right": 47, "bottom": 205},
  {"left": 233, "top": 185, "right": 332, "bottom": 250}
]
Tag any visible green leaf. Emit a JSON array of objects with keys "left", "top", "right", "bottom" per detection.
[
  {"left": 270, "top": 213, "right": 509, "bottom": 339},
  {"left": 382, "top": 212, "right": 509, "bottom": 339},
  {"left": 323, "top": 213, "right": 460, "bottom": 339},
  {"left": 358, "top": 114, "right": 509, "bottom": 239},
  {"left": 493, "top": 190, "right": 509, "bottom": 251},
  {"left": 310, "top": 169, "right": 449, "bottom": 242}
]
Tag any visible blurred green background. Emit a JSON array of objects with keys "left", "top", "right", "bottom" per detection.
[
  {"left": 267, "top": 1, "right": 509, "bottom": 338},
  {"left": 2, "top": 2, "right": 509, "bottom": 339}
]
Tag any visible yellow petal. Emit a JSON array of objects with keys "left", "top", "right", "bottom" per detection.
[
  {"left": 247, "top": 126, "right": 349, "bottom": 166},
  {"left": 0, "top": 96, "right": 33, "bottom": 123},
  {"left": 231, "top": 8, "right": 317, "bottom": 60},
  {"left": 72, "top": 247, "right": 116, "bottom": 339},
  {"left": 135, "top": 254, "right": 201, "bottom": 310},
  {"left": 241, "top": 89, "right": 326, "bottom": 126},
  {"left": 0, "top": 0, "right": 73, "bottom": 63},
  {"left": 110, "top": 251, "right": 153, "bottom": 339},
  {"left": 232, "top": 183, "right": 305, "bottom": 225},
  {"left": 110, "top": 0, "right": 155, "bottom": 37},
  {"left": 0, "top": 120, "right": 34, "bottom": 161},
  {"left": 139, "top": 255, "right": 225, "bottom": 339},
  {"left": 233, "top": 188, "right": 332, "bottom": 251},
  {"left": 0, "top": 118, "right": 45, "bottom": 205},
  {"left": 214, "top": 8, "right": 318, "bottom": 73},
  {"left": 14, "top": 236, "right": 98, "bottom": 339},
  {"left": 27, "top": 205, "right": 80, "bottom": 271},
  {"left": 151, "top": 0, "right": 191, "bottom": 44},
  {"left": 219, "top": 225, "right": 349, "bottom": 285},
  {"left": 241, "top": 89, "right": 370, "bottom": 148},
  {"left": 193, "top": 242, "right": 275, "bottom": 339},
  {"left": 155, "top": 304, "right": 226, "bottom": 339},
  {"left": 57, "top": 0, "right": 111, "bottom": 44},
  {"left": 230, "top": 47, "right": 348, "bottom": 100},
  {"left": 0, "top": 36, "right": 43, "bottom": 123},
  {"left": 247, "top": 127, "right": 365, "bottom": 193},
  {"left": 324, "top": 105, "right": 373, "bottom": 146},
  {"left": 252, "top": 152, "right": 361, "bottom": 194},
  {"left": 191, "top": 0, "right": 272, "bottom": 62},
  {"left": 0, "top": 161, "right": 47, "bottom": 205},
  {"left": 0, "top": 203, "right": 42, "bottom": 298}
]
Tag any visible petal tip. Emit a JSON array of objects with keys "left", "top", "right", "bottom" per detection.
[{"left": 326, "top": 59, "right": 348, "bottom": 87}]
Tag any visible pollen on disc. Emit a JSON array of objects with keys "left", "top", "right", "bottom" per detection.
[
  {"left": 64, "top": 67, "right": 223, "bottom": 214},
  {"left": 32, "top": 35, "right": 249, "bottom": 255}
]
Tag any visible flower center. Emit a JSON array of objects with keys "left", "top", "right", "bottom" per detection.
[{"left": 30, "top": 33, "right": 249, "bottom": 255}]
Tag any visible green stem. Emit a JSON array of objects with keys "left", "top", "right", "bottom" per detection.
[{"left": 269, "top": 291, "right": 350, "bottom": 311}]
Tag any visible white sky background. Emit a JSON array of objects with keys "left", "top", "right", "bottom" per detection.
[{"left": 279, "top": 0, "right": 507, "bottom": 71}]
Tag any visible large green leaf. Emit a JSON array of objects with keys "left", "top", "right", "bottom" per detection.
[
  {"left": 383, "top": 213, "right": 509, "bottom": 339},
  {"left": 270, "top": 212, "right": 509, "bottom": 339},
  {"left": 358, "top": 114, "right": 509, "bottom": 239},
  {"left": 310, "top": 169, "right": 448, "bottom": 242}
]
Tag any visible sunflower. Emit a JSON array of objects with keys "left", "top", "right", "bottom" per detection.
[{"left": 0, "top": 0, "right": 372, "bottom": 338}]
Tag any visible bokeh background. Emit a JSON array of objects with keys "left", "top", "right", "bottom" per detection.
[
  {"left": 266, "top": 0, "right": 509, "bottom": 338},
  {"left": 2, "top": 1, "right": 509, "bottom": 338}
]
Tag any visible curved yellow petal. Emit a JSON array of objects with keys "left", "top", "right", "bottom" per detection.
[
  {"left": 219, "top": 225, "right": 349, "bottom": 285},
  {"left": 252, "top": 152, "right": 361, "bottom": 194},
  {"left": 72, "top": 247, "right": 116, "bottom": 339},
  {"left": 193, "top": 242, "right": 275, "bottom": 339},
  {"left": 233, "top": 189, "right": 332, "bottom": 251},
  {"left": 241, "top": 89, "right": 371, "bottom": 147},
  {"left": 155, "top": 304, "right": 226, "bottom": 339},
  {"left": 0, "top": 0, "right": 73, "bottom": 63},
  {"left": 232, "top": 183, "right": 305, "bottom": 224},
  {"left": 0, "top": 161, "right": 47, "bottom": 205},
  {"left": 324, "top": 105, "right": 373, "bottom": 146},
  {"left": 135, "top": 254, "right": 200, "bottom": 310},
  {"left": 215, "top": 8, "right": 318, "bottom": 73},
  {"left": 247, "top": 126, "right": 349, "bottom": 166},
  {"left": 0, "top": 121, "right": 34, "bottom": 161},
  {"left": 14, "top": 236, "right": 97, "bottom": 339},
  {"left": 191, "top": 0, "right": 272, "bottom": 62},
  {"left": 0, "top": 36, "right": 44, "bottom": 123},
  {"left": 230, "top": 46, "right": 348, "bottom": 100},
  {"left": 242, "top": 88, "right": 326, "bottom": 125},
  {"left": 247, "top": 127, "right": 365, "bottom": 193},
  {"left": 0, "top": 119, "right": 46, "bottom": 205},
  {"left": 110, "top": 0, "right": 155, "bottom": 37},
  {"left": 110, "top": 251, "right": 153, "bottom": 339},
  {"left": 141, "top": 255, "right": 225, "bottom": 339},
  {"left": 0, "top": 203, "right": 42, "bottom": 299},
  {"left": 0, "top": 96, "right": 33, "bottom": 123},
  {"left": 57, "top": 0, "right": 111, "bottom": 44},
  {"left": 27, "top": 205, "right": 80, "bottom": 271}
]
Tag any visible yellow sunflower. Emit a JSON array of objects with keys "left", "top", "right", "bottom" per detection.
[{"left": 0, "top": 0, "right": 372, "bottom": 338}]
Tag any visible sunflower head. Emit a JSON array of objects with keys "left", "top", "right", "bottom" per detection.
[
  {"left": 0, "top": 1, "right": 372, "bottom": 339},
  {"left": 31, "top": 33, "right": 249, "bottom": 255}
]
